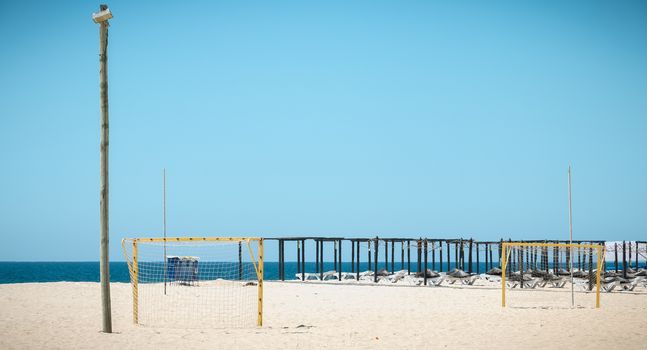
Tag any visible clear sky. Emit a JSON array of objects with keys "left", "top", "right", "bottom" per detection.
[{"left": 0, "top": 0, "right": 645, "bottom": 261}]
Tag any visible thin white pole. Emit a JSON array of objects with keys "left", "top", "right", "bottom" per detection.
[
  {"left": 568, "top": 165, "right": 574, "bottom": 307},
  {"left": 163, "top": 168, "right": 167, "bottom": 295}
]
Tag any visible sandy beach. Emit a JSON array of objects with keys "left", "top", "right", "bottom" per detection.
[{"left": 1, "top": 281, "right": 646, "bottom": 350}]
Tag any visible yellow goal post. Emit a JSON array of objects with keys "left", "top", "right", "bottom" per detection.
[
  {"left": 501, "top": 242, "right": 605, "bottom": 308},
  {"left": 122, "top": 237, "right": 264, "bottom": 327}
]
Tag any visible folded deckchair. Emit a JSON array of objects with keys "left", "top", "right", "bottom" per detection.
[
  {"left": 505, "top": 273, "right": 540, "bottom": 289},
  {"left": 444, "top": 269, "right": 479, "bottom": 286},
  {"left": 294, "top": 273, "right": 321, "bottom": 281},
  {"left": 321, "top": 270, "right": 339, "bottom": 281},
  {"left": 340, "top": 272, "right": 357, "bottom": 281},
  {"left": 573, "top": 277, "right": 618, "bottom": 292},
  {"left": 538, "top": 274, "right": 566, "bottom": 288},
  {"left": 619, "top": 276, "right": 644, "bottom": 291}
]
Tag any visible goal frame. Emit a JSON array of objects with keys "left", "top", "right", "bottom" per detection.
[
  {"left": 122, "top": 237, "right": 264, "bottom": 326},
  {"left": 501, "top": 242, "right": 604, "bottom": 308}
]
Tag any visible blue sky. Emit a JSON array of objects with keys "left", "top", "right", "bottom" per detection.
[{"left": 0, "top": 0, "right": 645, "bottom": 261}]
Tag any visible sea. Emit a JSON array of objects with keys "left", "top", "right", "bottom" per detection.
[{"left": 0, "top": 261, "right": 630, "bottom": 284}]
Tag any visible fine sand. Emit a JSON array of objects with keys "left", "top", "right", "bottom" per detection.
[{"left": 1, "top": 281, "right": 646, "bottom": 349}]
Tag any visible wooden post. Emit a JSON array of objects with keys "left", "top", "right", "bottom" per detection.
[
  {"left": 459, "top": 239, "right": 464, "bottom": 270},
  {"left": 475, "top": 242, "right": 479, "bottom": 274},
  {"left": 439, "top": 240, "right": 443, "bottom": 272},
  {"left": 416, "top": 239, "right": 421, "bottom": 273},
  {"left": 498, "top": 239, "right": 502, "bottom": 268},
  {"left": 519, "top": 245, "right": 524, "bottom": 288},
  {"left": 468, "top": 239, "right": 473, "bottom": 274},
  {"left": 374, "top": 237, "right": 379, "bottom": 283},
  {"left": 455, "top": 241, "right": 459, "bottom": 270},
  {"left": 301, "top": 239, "right": 305, "bottom": 282},
  {"left": 423, "top": 240, "right": 428, "bottom": 286},
  {"left": 401, "top": 241, "right": 404, "bottom": 271},
  {"left": 296, "top": 240, "right": 301, "bottom": 274},
  {"left": 319, "top": 240, "right": 324, "bottom": 280},
  {"left": 431, "top": 240, "right": 436, "bottom": 271},
  {"left": 446, "top": 241, "right": 450, "bottom": 271},
  {"left": 614, "top": 242, "right": 618, "bottom": 272},
  {"left": 351, "top": 240, "right": 355, "bottom": 273},
  {"left": 392, "top": 240, "right": 395, "bottom": 272},
  {"left": 368, "top": 240, "right": 372, "bottom": 272},
  {"left": 485, "top": 243, "right": 489, "bottom": 271},
  {"left": 277, "top": 239, "right": 281, "bottom": 280},
  {"left": 96, "top": 4, "right": 112, "bottom": 333},
  {"left": 622, "top": 241, "right": 627, "bottom": 279},
  {"left": 334, "top": 240, "right": 338, "bottom": 272},
  {"left": 338, "top": 240, "right": 342, "bottom": 281},
  {"left": 280, "top": 239, "right": 285, "bottom": 281},
  {"left": 544, "top": 246, "right": 549, "bottom": 274},
  {"left": 315, "top": 239, "right": 319, "bottom": 274},
  {"left": 356, "top": 241, "right": 360, "bottom": 281},
  {"left": 384, "top": 239, "right": 388, "bottom": 271},
  {"left": 407, "top": 240, "right": 411, "bottom": 274}
]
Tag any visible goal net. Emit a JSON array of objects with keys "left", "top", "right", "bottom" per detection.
[
  {"left": 501, "top": 242, "right": 605, "bottom": 308},
  {"left": 122, "top": 237, "right": 263, "bottom": 328}
]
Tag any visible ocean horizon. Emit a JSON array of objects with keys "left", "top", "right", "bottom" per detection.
[{"left": 0, "top": 261, "right": 634, "bottom": 284}]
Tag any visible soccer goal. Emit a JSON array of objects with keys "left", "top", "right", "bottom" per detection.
[
  {"left": 501, "top": 242, "right": 605, "bottom": 308},
  {"left": 122, "top": 237, "right": 264, "bottom": 328}
]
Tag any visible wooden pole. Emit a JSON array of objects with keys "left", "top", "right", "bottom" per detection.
[
  {"left": 401, "top": 241, "right": 404, "bottom": 271},
  {"left": 315, "top": 239, "right": 319, "bottom": 274},
  {"left": 319, "top": 240, "right": 324, "bottom": 280},
  {"left": 446, "top": 241, "right": 450, "bottom": 271},
  {"left": 351, "top": 240, "right": 355, "bottom": 273},
  {"left": 392, "top": 240, "right": 398, "bottom": 270},
  {"left": 384, "top": 239, "right": 388, "bottom": 271},
  {"left": 475, "top": 241, "right": 479, "bottom": 274},
  {"left": 423, "top": 239, "right": 428, "bottom": 286},
  {"left": 487, "top": 243, "right": 491, "bottom": 270},
  {"left": 622, "top": 240, "right": 627, "bottom": 279},
  {"left": 468, "top": 239, "right": 473, "bottom": 274},
  {"left": 97, "top": 4, "right": 112, "bottom": 333},
  {"left": 338, "top": 240, "right": 342, "bottom": 281},
  {"left": 334, "top": 240, "right": 338, "bottom": 272},
  {"left": 297, "top": 240, "right": 301, "bottom": 274},
  {"left": 431, "top": 241, "right": 436, "bottom": 271},
  {"left": 455, "top": 241, "right": 459, "bottom": 270},
  {"left": 614, "top": 242, "right": 618, "bottom": 272},
  {"left": 356, "top": 241, "right": 360, "bottom": 281},
  {"left": 439, "top": 240, "right": 443, "bottom": 272},
  {"left": 407, "top": 240, "right": 411, "bottom": 274},
  {"left": 282, "top": 240, "right": 286, "bottom": 281},
  {"left": 301, "top": 239, "right": 305, "bottom": 281},
  {"left": 416, "top": 239, "right": 421, "bottom": 273},
  {"left": 374, "top": 237, "right": 379, "bottom": 283},
  {"left": 368, "top": 240, "right": 372, "bottom": 271}
]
